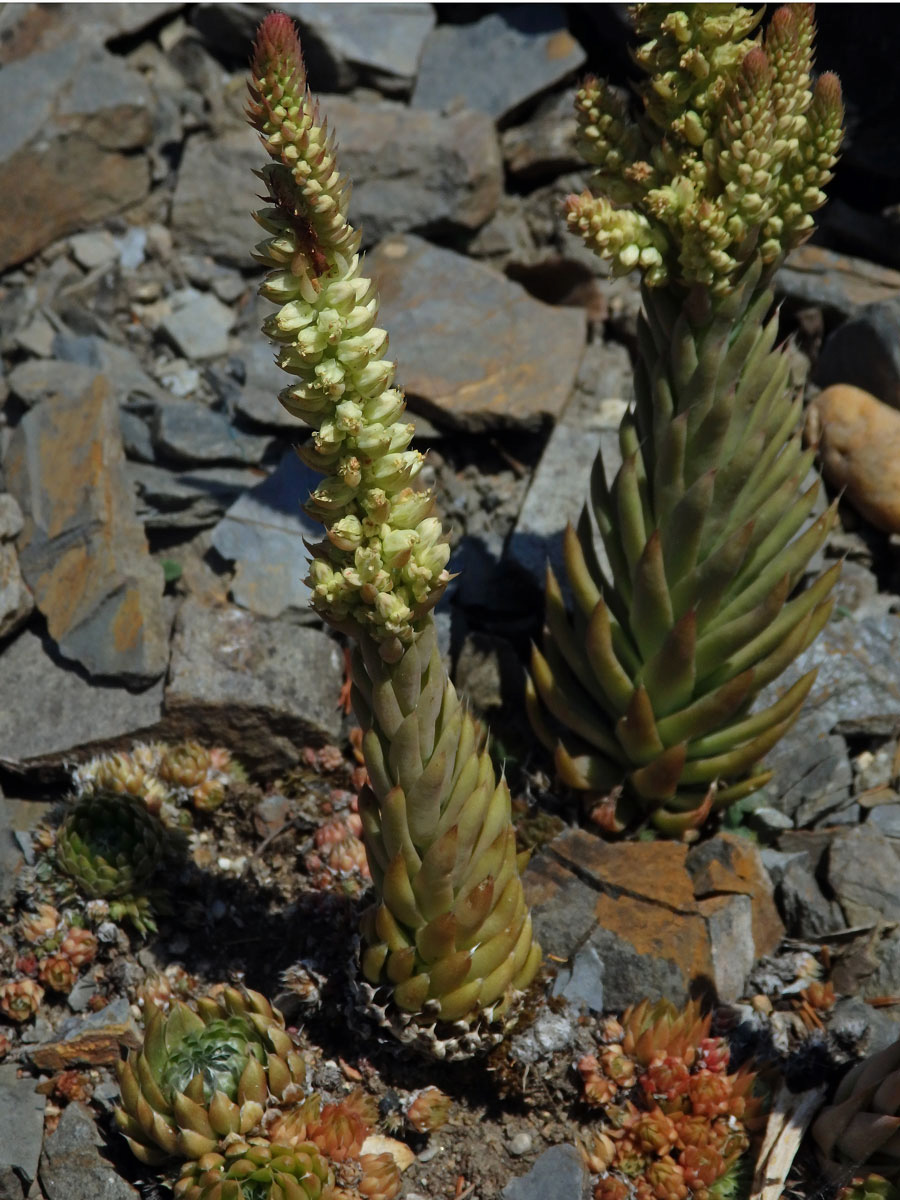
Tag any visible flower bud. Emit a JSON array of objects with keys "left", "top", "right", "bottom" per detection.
[{"left": 383, "top": 529, "right": 418, "bottom": 569}]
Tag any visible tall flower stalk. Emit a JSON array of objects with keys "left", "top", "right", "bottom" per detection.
[
  {"left": 247, "top": 13, "right": 540, "bottom": 1056},
  {"left": 528, "top": 3, "right": 844, "bottom": 835}
]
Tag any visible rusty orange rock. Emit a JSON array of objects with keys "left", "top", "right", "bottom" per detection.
[{"left": 805, "top": 384, "right": 900, "bottom": 533}]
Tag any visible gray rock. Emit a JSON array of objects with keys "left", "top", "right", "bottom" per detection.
[
  {"left": 0, "top": 1064, "right": 45, "bottom": 1184},
  {"left": 815, "top": 295, "right": 900, "bottom": 410},
  {"left": 507, "top": 424, "right": 618, "bottom": 595},
  {"left": 118, "top": 409, "right": 155, "bottom": 463},
  {"left": 4, "top": 378, "right": 169, "bottom": 683},
  {"left": 52, "top": 334, "right": 165, "bottom": 407},
  {"left": 859, "top": 933, "right": 900, "bottom": 1010},
  {"left": 828, "top": 824, "right": 900, "bottom": 925},
  {"left": 158, "top": 289, "right": 235, "bottom": 362},
  {"left": 776, "top": 245, "right": 900, "bottom": 319},
  {"left": 0, "top": 1165, "right": 24, "bottom": 1200},
  {"left": 0, "top": 497, "right": 23, "bottom": 543},
  {"left": 12, "top": 311, "right": 57, "bottom": 358},
  {"left": 211, "top": 451, "right": 321, "bottom": 618},
  {"left": 191, "top": 3, "right": 435, "bottom": 96},
  {"left": 317, "top": 95, "right": 501, "bottom": 248},
  {"left": 127, "top": 461, "right": 261, "bottom": 531},
  {"left": 501, "top": 1144, "right": 590, "bottom": 1200},
  {"left": 869, "top": 804, "right": 900, "bottom": 838},
  {"left": 40, "top": 1101, "right": 138, "bottom": 1200},
  {"left": 830, "top": 995, "right": 900, "bottom": 1058},
  {"left": 551, "top": 944, "right": 604, "bottom": 1013},
  {"left": 507, "top": 1007, "right": 578, "bottom": 1066},
  {"left": 0, "top": 44, "right": 151, "bottom": 269},
  {"left": 0, "top": 5, "right": 177, "bottom": 65},
  {"left": 171, "top": 129, "right": 260, "bottom": 267},
  {"left": 152, "top": 400, "right": 272, "bottom": 466},
  {"left": 225, "top": 320, "right": 300, "bottom": 431},
  {"left": 0, "top": 627, "right": 164, "bottom": 766},
  {"left": 290, "top": 3, "right": 435, "bottom": 94},
  {"left": 0, "top": 543, "right": 34, "bottom": 640},
  {"left": 0, "top": 788, "right": 23, "bottom": 904},
  {"left": 165, "top": 598, "right": 344, "bottom": 774},
  {"left": 759, "top": 613, "right": 900, "bottom": 816},
  {"left": 370, "top": 234, "right": 586, "bottom": 431},
  {"left": 747, "top": 806, "right": 794, "bottom": 835},
  {"left": 502, "top": 88, "right": 582, "bottom": 182},
  {"left": 413, "top": 7, "right": 586, "bottom": 124},
  {"left": 69, "top": 230, "right": 118, "bottom": 271},
  {"left": 157, "top": 359, "right": 202, "bottom": 399},
  {"left": 775, "top": 851, "right": 845, "bottom": 937},
  {"left": 7, "top": 359, "right": 102, "bottom": 409}
]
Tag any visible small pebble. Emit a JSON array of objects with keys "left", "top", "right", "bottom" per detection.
[
  {"left": 417, "top": 1144, "right": 440, "bottom": 1163},
  {"left": 508, "top": 1132, "right": 533, "bottom": 1156}
]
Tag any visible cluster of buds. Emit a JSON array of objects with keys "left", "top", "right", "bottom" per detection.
[
  {"left": 405, "top": 1086, "right": 451, "bottom": 1135},
  {"left": 3, "top": 905, "right": 100, "bottom": 1012},
  {"left": 0, "top": 978, "right": 45, "bottom": 1023},
  {"left": 577, "top": 1000, "right": 764, "bottom": 1200},
  {"left": 570, "top": 4, "right": 844, "bottom": 293},
  {"left": 73, "top": 740, "right": 243, "bottom": 823},
  {"left": 246, "top": 12, "right": 450, "bottom": 656},
  {"left": 305, "top": 814, "right": 371, "bottom": 892},
  {"left": 116, "top": 985, "right": 406, "bottom": 1199}
]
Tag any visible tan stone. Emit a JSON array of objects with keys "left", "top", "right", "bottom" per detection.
[
  {"left": 805, "top": 384, "right": 900, "bottom": 533},
  {"left": 525, "top": 829, "right": 784, "bottom": 1006},
  {"left": 28, "top": 1021, "right": 142, "bottom": 1070},
  {"left": 5, "top": 376, "right": 168, "bottom": 683}
]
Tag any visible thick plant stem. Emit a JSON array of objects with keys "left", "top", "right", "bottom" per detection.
[{"left": 352, "top": 616, "right": 541, "bottom": 1031}]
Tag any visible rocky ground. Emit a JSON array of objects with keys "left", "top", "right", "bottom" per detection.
[{"left": 2, "top": 4, "right": 900, "bottom": 1199}]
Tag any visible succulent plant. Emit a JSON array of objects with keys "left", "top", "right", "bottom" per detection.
[
  {"left": 813, "top": 1037, "right": 900, "bottom": 1187},
  {"left": 578, "top": 998, "right": 763, "bottom": 1200},
  {"left": 59, "top": 926, "right": 99, "bottom": 968},
  {"left": 247, "top": 12, "right": 540, "bottom": 1053},
  {"left": 528, "top": 3, "right": 844, "bottom": 834},
  {"left": 175, "top": 1142, "right": 334, "bottom": 1200},
  {"left": 838, "top": 1179, "right": 900, "bottom": 1200},
  {"left": 405, "top": 1086, "right": 451, "bottom": 1134},
  {"left": 0, "top": 978, "right": 44, "bottom": 1022},
  {"left": 18, "top": 903, "right": 61, "bottom": 946},
  {"left": 115, "top": 987, "right": 308, "bottom": 1165},
  {"left": 55, "top": 791, "right": 172, "bottom": 932},
  {"left": 74, "top": 740, "right": 242, "bottom": 821},
  {"left": 38, "top": 954, "right": 77, "bottom": 994},
  {"left": 263, "top": 1092, "right": 401, "bottom": 1200}
]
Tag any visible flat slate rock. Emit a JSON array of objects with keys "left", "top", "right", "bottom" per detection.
[
  {"left": 157, "top": 289, "right": 235, "bottom": 362},
  {"left": 171, "top": 129, "right": 262, "bottom": 268},
  {"left": 776, "top": 245, "right": 900, "bottom": 319},
  {"left": 0, "top": 626, "right": 164, "bottom": 767},
  {"left": 211, "top": 450, "right": 321, "bottom": 618},
  {"left": 128, "top": 461, "right": 262, "bottom": 531},
  {"left": 0, "top": 42, "right": 151, "bottom": 269},
  {"left": 317, "top": 94, "right": 502, "bottom": 248},
  {"left": 152, "top": 400, "right": 272, "bottom": 466},
  {"left": 412, "top": 6, "right": 586, "bottom": 124},
  {"left": 369, "top": 234, "right": 586, "bottom": 432},
  {"left": 165, "top": 598, "right": 344, "bottom": 775},
  {"left": 0, "top": 1063, "right": 46, "bottom": 1184},
  {"left": 40, "top": 1101, "right": 138, "bottom": 1200},
  {"left": 501, "top": 1144, "right": 590, "bottom": 1200},
  {"left": 4, "top": 376, "right": 168, "bottom": 684},
  {"left": 191, "top": 3, "right": 434, "bottom": 95}
]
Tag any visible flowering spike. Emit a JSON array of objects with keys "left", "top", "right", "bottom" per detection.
[{"left": 248, "top": 14, "right": 539, "bottom": 1050}]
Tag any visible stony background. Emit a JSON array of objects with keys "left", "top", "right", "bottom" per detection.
[{"left": 2, "top": 4, "right": 900, "bottom": 1196}]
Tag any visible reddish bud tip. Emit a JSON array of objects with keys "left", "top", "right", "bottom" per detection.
[
  {"left": 814, "top": 70, "right": 843, "bottom": 111},
  {"left": 252, "top": 10, "right": 305, "bottom": 80}
]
